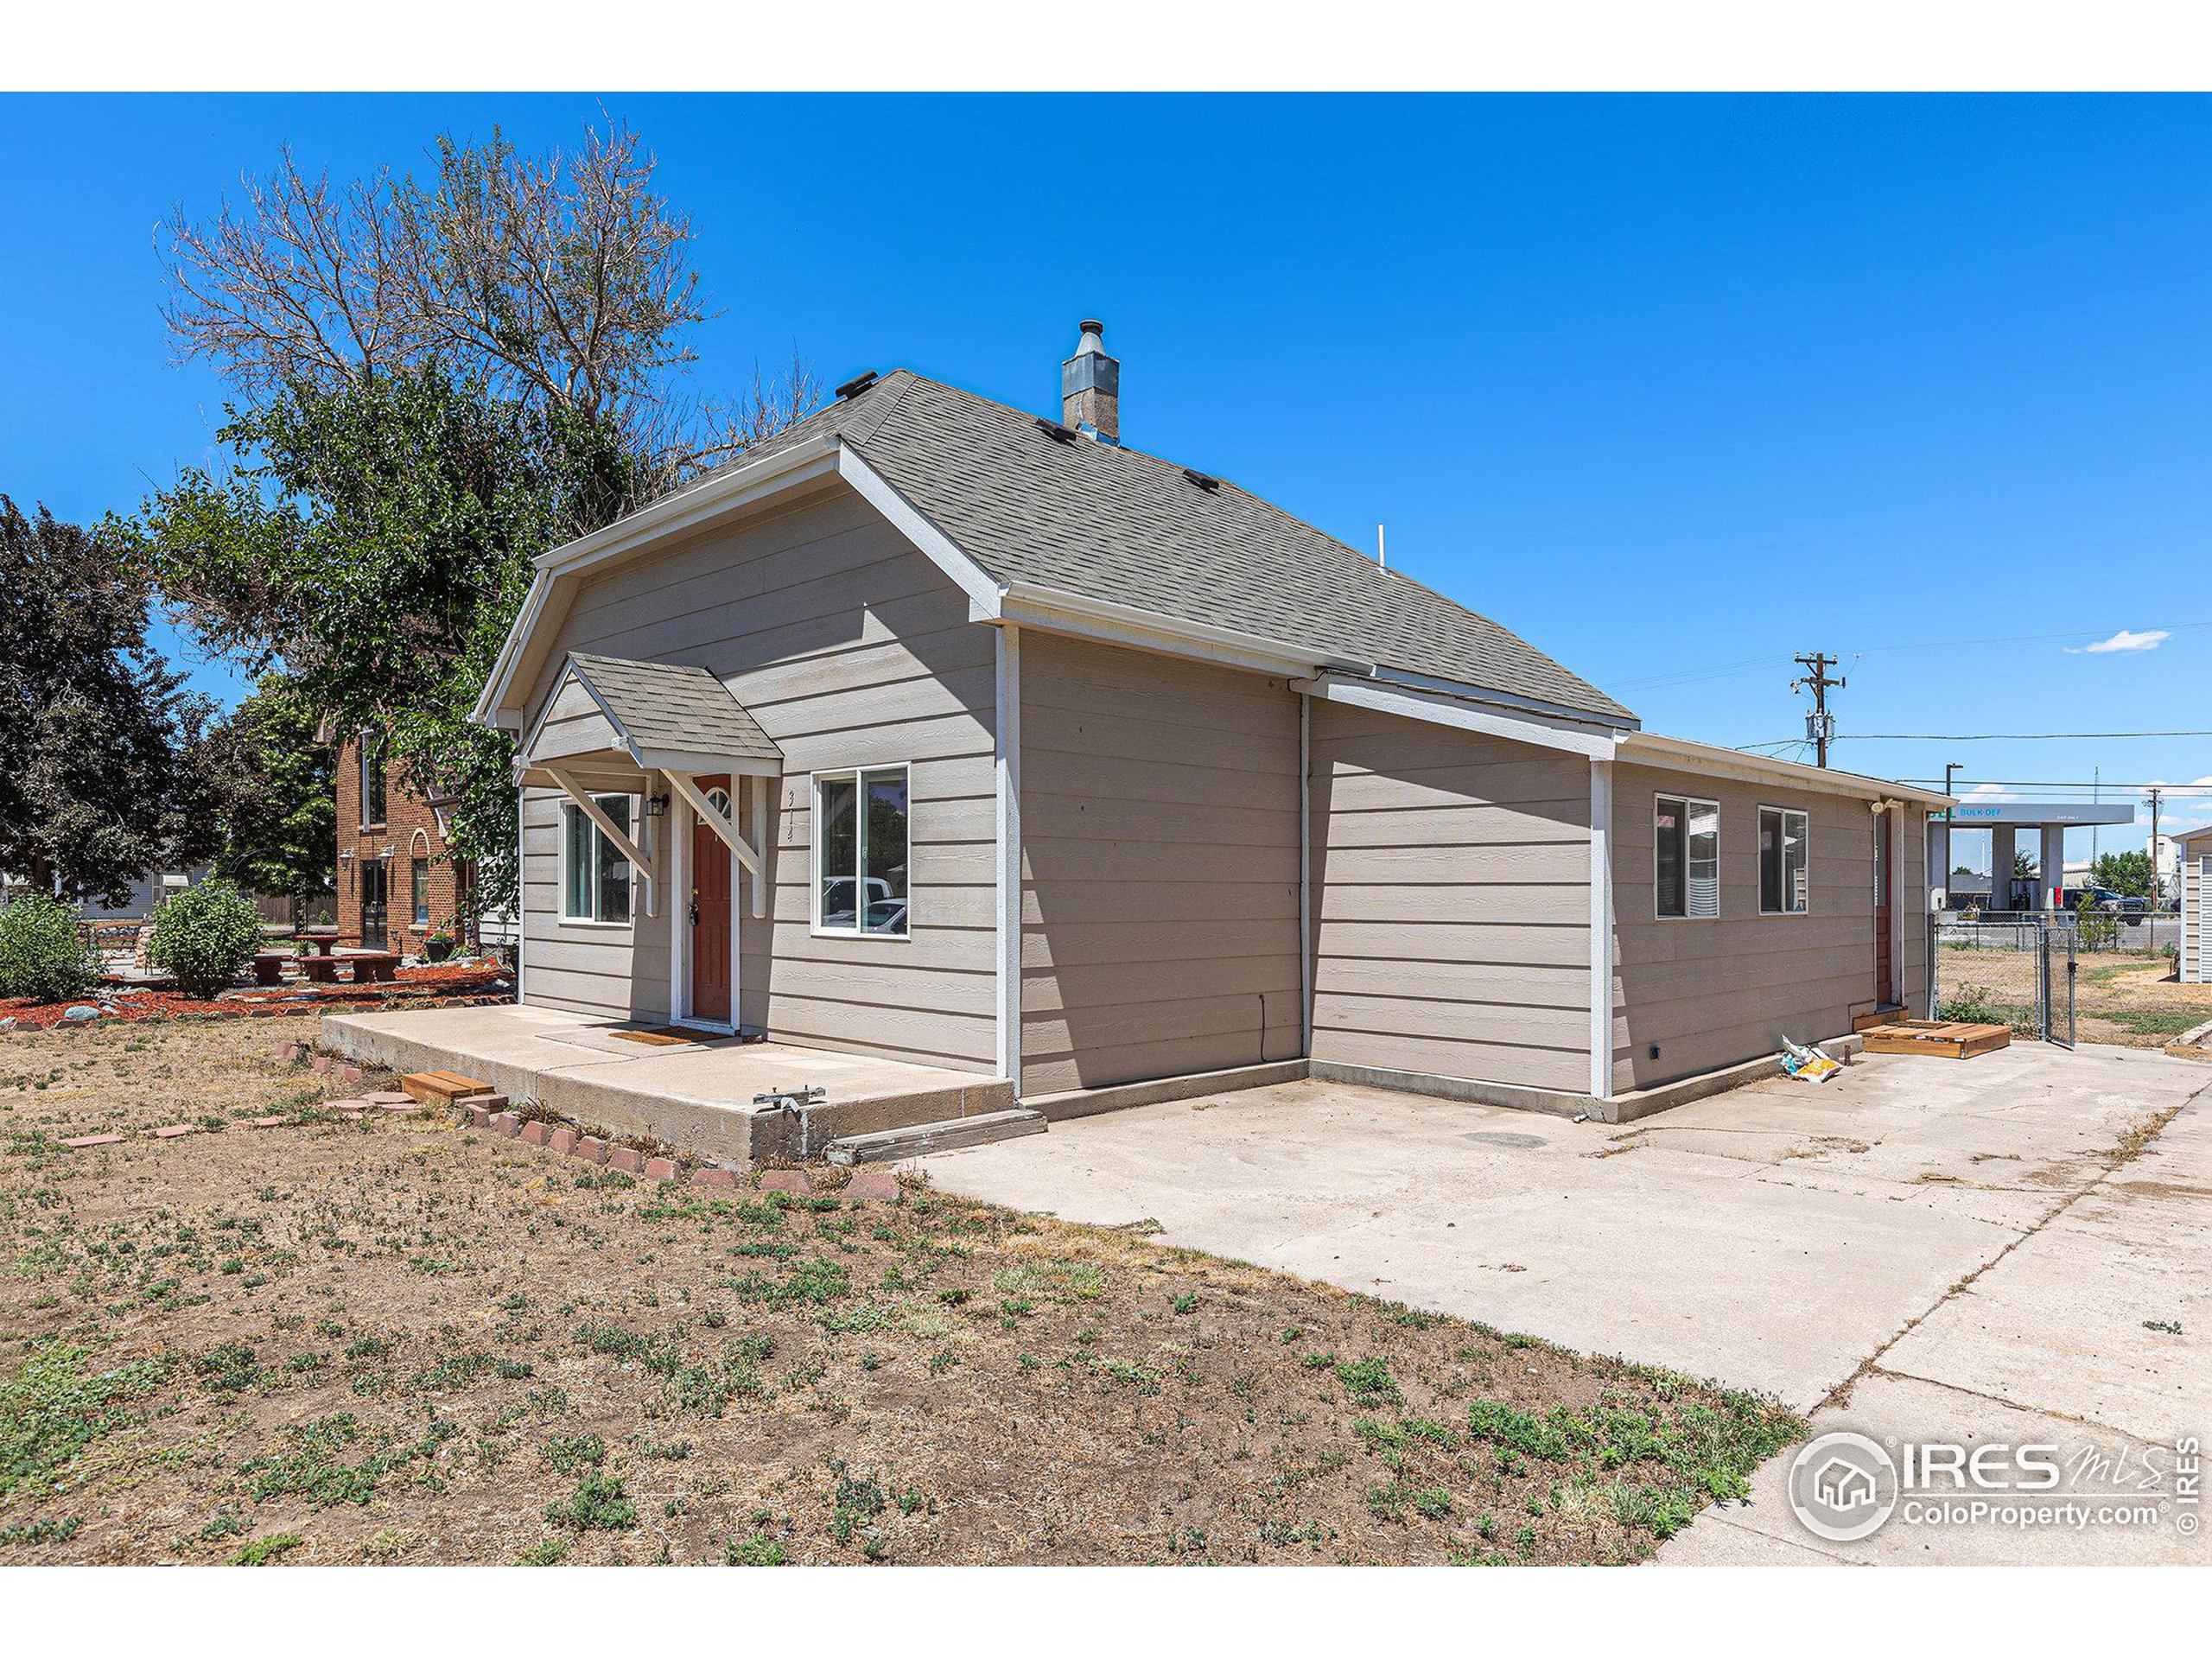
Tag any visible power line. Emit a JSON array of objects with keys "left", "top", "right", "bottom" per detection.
[
  {"left": 1840, "top": 730, "right": 2212, "bottom": 741},
  {"left": 1607, "top": 618, "right": 2212, "bottom": 696}
]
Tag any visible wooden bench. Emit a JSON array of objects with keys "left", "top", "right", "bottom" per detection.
[{"left": 347, "top": 952, "right": 401, "bottom": 984}]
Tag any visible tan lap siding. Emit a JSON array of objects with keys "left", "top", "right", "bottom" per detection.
[
  {"left": 520, "top": 785, "right": 673, "bottom": 1020},
  {"left": 1019, "top": 634, "right": 1302, "bottom": 1096},
  {"left": 518, "top": 482, "right": 999, "bottom": 1072},
  {"left": 1306, "top": 702, "right": 1593, "bottom": 1093},
  {"left": 1610, "top": 764, "right": 1880, "bottom": 1092}
]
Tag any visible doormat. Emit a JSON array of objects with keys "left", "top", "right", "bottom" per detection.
[{"left": 608, "top": 1027, "right": 695, "bottom": 1047}]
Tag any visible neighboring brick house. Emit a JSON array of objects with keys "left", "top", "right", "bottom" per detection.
[{"left": 334, "top": 730, "right": 475, "bottom": 956}]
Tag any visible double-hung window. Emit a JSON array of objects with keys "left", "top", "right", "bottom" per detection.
[
  {"left": 813, "top": 765, "right": 910, "bottom": 938},
  {"left": 359, "top": 730, "right": 386, "bottom": 828},
  {"left": 1655, "top": 796, "right": 1720, "bottom": 918},
  {"left": 561, "top": 796, "right": 633, "bottom": 925},
  {"left": 1759, "top": 806, "right": 1810, "bottom": 914}
]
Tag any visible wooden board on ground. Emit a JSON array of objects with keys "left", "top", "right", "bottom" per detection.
[
  {"left": 1859, "top": 1020, "right": 2012, "bottom": 1059},
  {"left": 608, "top": 1027, "right": 695, "bottom": 1047},
  {"left": 401, "top": 1069, "right": 494, "bottom": 1106}
]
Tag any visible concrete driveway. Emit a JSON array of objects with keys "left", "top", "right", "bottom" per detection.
[{"left": 919, "top": 1042, "right": 2212, "bottom": 1565}]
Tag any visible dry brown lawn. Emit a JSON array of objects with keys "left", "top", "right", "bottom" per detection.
[
  {"left": 1939, "top": 947, "right": 2212, "bottom": 1046},
  {"left": 0, "top": 1017, "right": 1799, "bottom": 1567}
]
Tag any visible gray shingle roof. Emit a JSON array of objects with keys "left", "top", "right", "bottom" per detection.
[
  {"left": 703, "top": 368, "right": 1633, "bottom": 725},
  {"left": 566, "top": 653, "right": 783, "bottom": 764}
]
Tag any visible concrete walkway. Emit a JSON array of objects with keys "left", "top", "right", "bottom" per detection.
[{"left": 918, "top": 1043, "right": 2211, "bottom": 1564}]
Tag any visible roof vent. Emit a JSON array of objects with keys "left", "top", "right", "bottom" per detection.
[
  {"left": 835, "top": 370, "right": 879, "bottom": 401},
  {"left": 1182, "top": 468, "right": 1220, "bottom": 493},
  {"left": 1034, "top": 416, "right": 1079, "bottom": 444}
]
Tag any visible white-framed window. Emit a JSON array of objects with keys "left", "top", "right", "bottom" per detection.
[
  {"left": 411, "top": 856, "right": 430, "bottom": 927},
  {"left": 561, "top": 796, "right": 634, "bottom": 925},
  {"left": 1759, "top": 805, "right": 1811, "bottom": 914},
  {"left": 811, "top": 765, "right": 910, "bottom": 938},
  {"left": 1655, "top": 795, "right": 1719, "bottom": 919},
  {"left": 359, "top": 729, "right": 386, "bottom": 828}
]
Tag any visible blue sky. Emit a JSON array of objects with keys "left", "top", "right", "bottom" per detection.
[{"left": 4, "top": 93, "right": 2207, "bottom": 855}]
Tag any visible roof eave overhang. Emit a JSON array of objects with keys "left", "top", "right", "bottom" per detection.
[{"left": 1620, "top": 730, "right": 1954, "bottom": 809}]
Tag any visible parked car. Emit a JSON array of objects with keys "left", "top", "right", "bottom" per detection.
[{"left": 818, "top": 876, "right": 893, "bottom": 930}]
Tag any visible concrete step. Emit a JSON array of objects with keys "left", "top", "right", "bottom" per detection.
[{"left": 826, "top": 1108, "right": 1047, "bottom": 1166}]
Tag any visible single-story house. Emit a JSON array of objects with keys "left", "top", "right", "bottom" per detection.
[
  {"left": 2179, "top": 825, "right": 2212, "bottom": 984},
  {"left": 469, "top": 323, "right": 1948, "bottom": 1121}
]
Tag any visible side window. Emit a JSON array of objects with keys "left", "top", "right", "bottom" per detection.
[
  {"left": 411, "top": 856, "right": 429, "bottom": 926},
  {"left": 560, "top": 796, "right": 634, "bottom": 925},
  {"left": 1759, "top": 806, "right": 1810, "bottom": 914},
  {"left": 813, "top": 766, "right": 911, "bottom": 938},
  {"left": 1655, "top": 795, "right": 1719, "bottom": 918}
]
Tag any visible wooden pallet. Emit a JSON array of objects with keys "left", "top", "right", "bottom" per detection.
[
  {"left": 401, "top": 1069, "right": 495, "bottom": 1106},
  {"left": 1852, "top": 1004, "right": 1909, "bottom": 1033},
  {"left": 1859, "top": 1020, "right": 2012, "bottom": 1059}
]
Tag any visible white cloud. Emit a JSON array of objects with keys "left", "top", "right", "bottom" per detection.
[
  {"left": 1959, "top": 783, "right": 2019, "bottom": 804},
  {"left": 2066, "top": 628, "right": 2171, "bottom": 654}
]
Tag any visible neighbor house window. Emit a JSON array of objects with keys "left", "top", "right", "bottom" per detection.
[
  {"left": 813, "top": 766, "right": 910, "bottom": 937},
  {"left": 1759, "top": 806, "right": 1810, "bottom": 914},
  {"left": 359, "top": 731, "right": 386, "bottom": 828},
  {"left": 561, "top": 797, "right": 633, "bottom": 925},
  {"left": 411, "top": 857, "right": 430, "bottom": 928},
  {"left": 1655, "top": 795, "right": 1719, "bottom": 918}
]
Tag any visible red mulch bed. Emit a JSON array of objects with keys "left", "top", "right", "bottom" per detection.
[{"left": 0, "top": 963, "right": 512, "bottom": 1032}]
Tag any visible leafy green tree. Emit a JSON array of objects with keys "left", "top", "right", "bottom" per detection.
[
  {"left": 199, "top": 673, "right": 336, "bottom": 913},
  {"left": 2088, "top": 850, "right": 2154, "bottom": 899},
  {"left": 136, "top": 124, "right": 814, "bottom": 924},
  {"left": 130, "top": 374, "right": 632, "bottom": 917},
  {"left": 0, "top": 497, "right": 222, "bottom": 905}
]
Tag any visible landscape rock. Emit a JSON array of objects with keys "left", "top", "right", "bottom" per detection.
[{"left": 63, "top": 1005, "right": 101, "bottom": 1021}]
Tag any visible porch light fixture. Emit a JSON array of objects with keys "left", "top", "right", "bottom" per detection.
[{"left": 644, "top": 791, "right": 671, "bottom": 819}]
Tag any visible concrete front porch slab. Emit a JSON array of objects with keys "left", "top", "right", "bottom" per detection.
[{"left": 319, "top": 1005, "right": 1014, "bottom": 1165}]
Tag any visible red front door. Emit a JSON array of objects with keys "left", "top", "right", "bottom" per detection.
[
  {"left": 1874, "top": 810, "right": 1895, "bottom": 1006},
  {"left": 690, "top": 779, "right": 733, "bottom": 1026}
]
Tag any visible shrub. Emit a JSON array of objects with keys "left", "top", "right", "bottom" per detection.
[
  {"left": 0, "top": 891, "right": 99, "bottom": 1003},
  {"left": 145, "top": 879, "right": 264, "bottom": 998}
]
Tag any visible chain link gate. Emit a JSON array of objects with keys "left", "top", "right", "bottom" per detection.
[
  {"left": 2039, "top": 918, "right": 2077, "bottom": 1049},
  {"left": 1929, "top": 907, "right": 2075, "bottom": 1045}
]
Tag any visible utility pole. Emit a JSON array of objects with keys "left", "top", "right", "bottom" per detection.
[
  {"left": 1792, "top": 652, "right": 1847, "bottom": 768},
  {"left": 2148, "top": 786, "right": 2164, "bottom": 908},
  {"left": 1942, "top": 761, "right": 1961, "bottom": 907}
]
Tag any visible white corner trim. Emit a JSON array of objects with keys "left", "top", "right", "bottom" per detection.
[
  {"left": 1299, "top": 691, "right": 1313, "bottom": 1058},
  {"left": 1590, "top": 756, "right": 1616, "bottom": 1103},
  {"left": 838, "top": 448, "right": 1006, "bottom": 617},
  {"left": 1304, "top": 672, "right": 1621, "bottom": 761},
  {"left": 995, "top": 625, "right": 1024, "bottom": 1085}
]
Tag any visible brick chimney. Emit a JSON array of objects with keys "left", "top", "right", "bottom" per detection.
[{"left": 1060, "top": 319, "right": 1120, "bottom": 443}]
